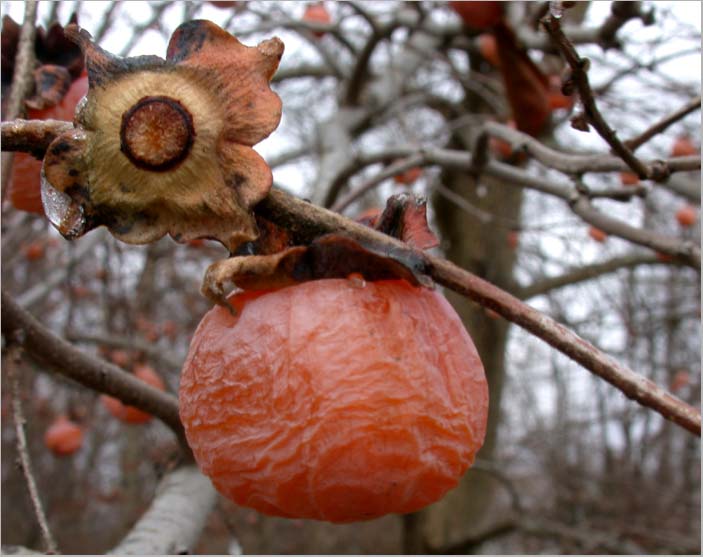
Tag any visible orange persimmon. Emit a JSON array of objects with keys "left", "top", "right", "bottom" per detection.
[{"left": 180, "top": 279, "right": 488, "bottom": 523}]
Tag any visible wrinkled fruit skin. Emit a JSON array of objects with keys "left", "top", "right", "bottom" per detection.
[{"left": 180, "top": 279, "right": 488, "bottom": 523}]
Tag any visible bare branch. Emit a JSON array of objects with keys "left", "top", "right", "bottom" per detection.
[
  {"left": 0, "top": 119, "right": 73, "bottom": 159},
  {"left": 3, "top": 119, "right": 698, "bottom": 268},
  {"left": 109, "top": 465, "right": 218, "bottom": 555},
  {"left": 1, "top": 291, "right": 189, "bottom": 450},
  {"left": 542, "top": 13, "right": 650, "bottom": 179},
  {"left": 1, "top": 119, "right": 699, "bottom": 435},
  {"left": 624, "top": 95, "right": 702, "bottom": 152},
  {"left": 518, "top": 253, "right": 668, "bottom": 300},
  {"left": 68, "top": 332, "right": 183, "bottom": 371},
  {"left": 6, "top": 345, "right": 59, "bottom": 554},
  {"left": 1, "top": 0, "right": 38, "bottom": 202}
]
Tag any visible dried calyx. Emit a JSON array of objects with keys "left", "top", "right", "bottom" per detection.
[{"left": 40, "top": 20, "right": 284, "bottom": 252}]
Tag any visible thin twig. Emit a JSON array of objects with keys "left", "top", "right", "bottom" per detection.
[
  {"left": 542, "top": 14, "right": 650, "bottom": 179},
  {"left": 7, "top": 345, "right": 60, "bottom": 554},
  {"left": 331, "top": 154, "right": 424, "bottom": 213},
  {"left": 624, "top": 95, "right": 702, "bottom": 152},
  {"left": 1, "top": 0, "right": 38, "bottom": 202}
]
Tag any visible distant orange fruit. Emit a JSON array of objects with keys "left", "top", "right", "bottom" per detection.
[
  {"left": 670, "top": 370, "right": 690, "bottom": 392},
  {"left": 9, "top": 75, "right": 89, "bottom": 215},
  {"left": 303, "top": 2, "right": 331, "bottom": 38},
  {"left": 671, "top": 136, "right": 697, "bottom": 157},
  {"left": 506, "top": 230, "right": 519, "bottom": 250},
  {"left": 675, "top": 205, "right": 697, "bottom": 228},
  {"left": 180, "top": 279, "right": 488, "bottom": 522},
  {"left": 44, "top": 416, "right": 84, "bottom": 456},
  {"left": 620, "top": 172, "right": 639, "bottom": 186},
  {"left": 450, "top": 1, "right": 503, "bottom": 29},
  {"left": 393, "top": 166, "right": 423, "bottom": 185},
  {"left": 588, "top": 227, "right": 607, "bottom": 243},
  {"left": 23, "top": 241, "right": 45, "bottom": 261},
  {"left": 101, "top": 364, "right": 166, "bottom": 424},
  {"left": 477, "top": 33, "right": 500, "bottom": 67}
]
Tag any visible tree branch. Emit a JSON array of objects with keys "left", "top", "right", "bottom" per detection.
[
  {"left": 624, "top": 95, "right": 701, "bottom": 152},
  {"left": 108, "top": 465, "right": 218, "bottom": 555},
  {"left": 542, "top": 13, "right": 650, "bottom": 179},
  {"left": 258, "top": 188, "right": 701, "bottom": 436},
  {"left": 1, "top": 0, "right": 38, "bottom": 202},
  {"left": 1, "top": 119, "right": 699, "bottom": 436},
  {"left": 518, "top": 253, "right": 667, "bottom": 300},
  {"left": 1, "top": 291, "right": 189, "bottom": 451},
  {"left": 6, "top": 345, "right": 59, "bottom": 555}
]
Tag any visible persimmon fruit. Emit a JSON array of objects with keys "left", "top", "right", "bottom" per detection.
[
  {"left": 303, "top": 3, "right": 331, "bottom": 38},
  {"left": 23, "top": 241, "right": 46, "bottom": 261},
  {"left": 101, "top": 364, "right": 166, "bottom": 424},
  {"left": 477, "top": 33, "right": 500, "bottom": 67},
  {"left": 44, "top": 415, "right": 84, "bottom": 456},
  {"left": 671, "top": 136, "right": 696, "bottom": 157},
  {"left": 450, "top": 1, "right": 503, "bottom": 29},
  {"left": 588, "top": 227, "right": 607, "bottom": 243},
  {"left": 619, "top": 172, "right": 639, "bottom": 186},
  {"left": 180, "top": 279, "right": 488, "bottom": 523},
  {"left": 506, "top": 230, "right": 519, "bottom": 250},
  {"left": 393, "top": 166, "right": 423, "bottom": 185},
  {"left": 675, "top": 205, "right": 697, "bottom": 228},
  {"left": 8, "top": 74, "right": 89, "bottom": 215}
]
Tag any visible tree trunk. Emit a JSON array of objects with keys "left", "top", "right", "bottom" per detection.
[{"left": 416, "top": 144, "right": 523, "bottom": 552}]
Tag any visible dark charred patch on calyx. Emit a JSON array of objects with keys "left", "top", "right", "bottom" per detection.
[{"left": 166, "top": 20, "right": 210, "bottom": 62}]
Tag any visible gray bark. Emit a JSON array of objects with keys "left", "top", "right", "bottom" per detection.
[{"left": 109, "top": 466, "right": 218, "bottom": 555}]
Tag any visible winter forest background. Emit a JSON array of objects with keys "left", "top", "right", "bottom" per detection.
[{"left": 1, "top": 1, "right": 700, "bottom": 554}]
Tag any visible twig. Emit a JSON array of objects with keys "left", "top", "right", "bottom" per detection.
[
  {"left": 1, "top": 0, "right": 38, "bottom": 202},
  {"left": 343, "top": 19, "right": 396, "bottom": 105},
  {"left": 1, "top": 291, "right": 190, "bottom": 452},
  {"left": 483, "top": 121, "right": 701, "bottom": 178},
  {"left": 331, "top": 154, "right": 424, "bottom": 213},
  {"left": 67, "top": 333, "right": 183, "bottom": 370},
  {"left": 6, "top": 345, "right": 60, "bottom": 554},
  {"left": 93, "top": 1, "right": 121, "bottom": 44},
  {"left": 542, "top": 14, "right": 650, "bottom": 179},
  {"left": 517, "top": 253, "right": 668, "bottom": 300},
  {"left": 0, "top": 119, "right": 73, "bottom": 159},
  {"left": 624, "top": 95, "right": 702, "bottom": 152}
]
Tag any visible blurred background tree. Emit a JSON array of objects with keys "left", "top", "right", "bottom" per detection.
[{"left": 1, "top": 1, "right": 700, "bottom": 554}]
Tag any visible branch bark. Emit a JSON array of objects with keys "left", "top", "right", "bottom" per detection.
[
  {"left": 1, "top": 291, "right": 189, "bottom": 450},
  {"left": 1, "top": 0, "right": 38, "bottom": 202},
  {"left": 517, "top": 253, "right": 665, "bottom": 300},
  {"left": 108, "top": 465, "right": 218, "bottom": 555}
]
